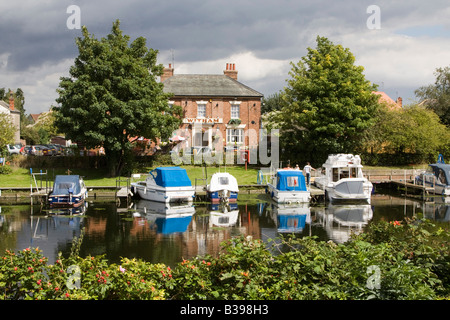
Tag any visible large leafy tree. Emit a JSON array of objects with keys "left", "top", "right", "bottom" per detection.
[
  {"left": 55, "top": 20, "right": 181, "bottom": 176},
  {"left": 363, "top": 103, "right": 450, "bottom": 163},
  {"left": 271, "top": 36, "right": 379, "bottom": 165},
  {"left": 415, "top": 66, "right": 450, "bottom": 127}
]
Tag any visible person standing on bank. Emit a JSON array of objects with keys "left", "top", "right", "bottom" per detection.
[{"left": 303, "top": 162, "right": 316, "bottom": 186}]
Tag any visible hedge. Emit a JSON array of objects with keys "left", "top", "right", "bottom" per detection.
[{"left": 1, "top": 218, "right": 448, "bottom": 300}]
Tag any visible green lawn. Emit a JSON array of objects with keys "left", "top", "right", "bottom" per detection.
[{"left": 0, "top": 165, "right": 261, "bottom": 188}]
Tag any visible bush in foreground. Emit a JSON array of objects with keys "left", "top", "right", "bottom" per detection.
[{"left": 0, "top": 218, "right": 448, "bottom": 300}]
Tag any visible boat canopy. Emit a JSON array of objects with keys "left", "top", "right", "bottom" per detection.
[
  {"left": 208, "top": 172, "right": 239, "bottom": 192},
  {"left": 150, "top": 167, "right": 192, "bottom": 187},
  {"left": 429, "top": 163, "right": 450, "bottom": 186},
  {"left": 276, "top": 170, "right": 307, "bottom": 191},
  {"left": 52, "top": 175, "right": 83, "bottom": 195}
]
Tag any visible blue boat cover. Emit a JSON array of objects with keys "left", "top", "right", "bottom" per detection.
[
  {"left": 51, "top": 175, "right": 83, "bottom": 195},
  {"left": 276, "top": 170, "right": 307, "bottom": 191},
  {"left": 155, "top": 215, "right": 193, "bottom": 234},
  {"left": 150, "top": 167, "right": 192, "bottom": 187},
  {"left": 429, "top": 163, "right": 450, "bottom": 185}
]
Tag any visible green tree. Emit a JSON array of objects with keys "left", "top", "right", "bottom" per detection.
[
  {"left": 0, "top": 113, "right": 15, "bottom": 156},
  {"left": 271, "top": 36, "right": 379, "bottom": 165},
  {"left": 363, "top": 103, "right": 450, "bottom": 163},
  {"left": 261, "top": 92, "right": 284, "bottom": 114},
  {"left": 54, "top": 20, "right": 181, "bottom": 176},
  {"left": 415, "top": 66, "right": 450, "bottom": 127}
]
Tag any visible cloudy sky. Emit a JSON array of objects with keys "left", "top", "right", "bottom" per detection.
[{"left": 1, "top": 0, "right": 449, "bottom": 114}]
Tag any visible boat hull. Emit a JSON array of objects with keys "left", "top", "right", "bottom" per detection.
[
  {"left": 207, "top": 190, "right": 238, "bottom": 203},
  {"left": 48, "top": 191, "right": 87, "bottom": 208},
  {"left": 267, "top": 183, "right": 311, "bottom": 204},
  {"left": 324, "top": 179, "right": 372, "bottom": 203},
  {"left": 132, "top": 182, "right": 195, "bottom": 203},
  {"left": 416, "top": 175, "right": 450, "bottom": 196}
]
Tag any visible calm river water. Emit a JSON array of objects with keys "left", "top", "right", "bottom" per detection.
[{"left": 0, "top": 192, "right": 449, "bottom": 267}]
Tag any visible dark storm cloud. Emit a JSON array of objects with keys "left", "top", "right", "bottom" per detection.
[{"left": 1, "top": 0, "right": 449, "bottom": 113}]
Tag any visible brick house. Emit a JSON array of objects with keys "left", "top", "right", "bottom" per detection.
[{"left": 161, "top": 63, "right": 263, "bottom": 152}]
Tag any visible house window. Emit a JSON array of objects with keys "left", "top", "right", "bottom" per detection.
[
  {"left": 227, "top": 128, "right": 243, "bottom": 144},
  {"left": 231, "top": 104, "right": 240, "bottom": 119},
  {"left": 197, "top": 104, "right": 206, "bottom": 118}
]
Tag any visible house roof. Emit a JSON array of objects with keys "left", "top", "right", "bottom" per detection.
[
  {"left": 162, "top": 74, "right": 263, "bottom": 98},
  {"left": 0, "top": 100, "right": 9, "bottom": 111},
  {"left": 372, "top": 91, "right": 401, "bottom": 110}
]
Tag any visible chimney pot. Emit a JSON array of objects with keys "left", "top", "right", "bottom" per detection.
[
  {"left": 161, "top": 64, "right": 174, "bottom": 82},
  {"left": 224, "top": 63, "right": 238, "bottom": 80}
]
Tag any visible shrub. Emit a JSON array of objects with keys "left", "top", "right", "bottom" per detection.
[{"left": 0, "top": 219, "right": 448, "bottom": 300}]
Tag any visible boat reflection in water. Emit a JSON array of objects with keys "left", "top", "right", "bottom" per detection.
[
  {"left": 131, "top": 200, "right": 195, "bottom": 234},
  {"left": 46, "top": 202, "right": 88, "bottom": 216},
  {"left": 421, "top": 197, "right": 450, "bottom": 222},
  {"left": 207, "top": 203, "right": 239, "bottom": 228},
  {"left": 313, "top": 204, "right": 373, "bottom": 243},
  {"left": 272, "top": 203, "right": 311, "bottom": 233}
]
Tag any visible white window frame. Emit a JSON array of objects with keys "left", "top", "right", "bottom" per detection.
[
  {"left": 196, "top": 100, "right": 208, "bottom": 118},
  {"left": 229, "top": 101, "right": 241, "bottom": 119},
  {"left": 226, "top": 128, "right": 244, "bottom": 144}
]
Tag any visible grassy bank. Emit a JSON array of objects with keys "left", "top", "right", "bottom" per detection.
[{"left": 0, "top": 165, "right": 261, "bottom": 188}]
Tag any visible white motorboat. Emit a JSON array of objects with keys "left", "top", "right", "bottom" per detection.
[
  {"left": 206, "top": 172, "right": 239, "bottom": 203},
  {"left": 314, "top": 154, "right": 373, "bottom": 203},
  {"left": 131, "top": 167, "right": 195, "bottom": 203},
  {"left": 267, "top": 168, "right": 311, "bottom": 203}
]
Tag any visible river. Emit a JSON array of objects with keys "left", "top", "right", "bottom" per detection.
[{"left": 0, "top": 192, "right": 448, "bottom": 267}]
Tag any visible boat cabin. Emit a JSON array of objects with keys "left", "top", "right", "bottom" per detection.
[
  {"left": 148, "top": 167, "right": 193, "bottom": 187},
  {"left": 321, "top": 154, "right": 365, "bottom": 182},
  {"left": 275, "top": 170, "right": 307, "bottom": 192}
]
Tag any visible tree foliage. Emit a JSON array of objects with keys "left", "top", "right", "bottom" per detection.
[
  {"left": 54, "top": 20, "right": 181, "bottom": 176},
  {"left": 415, "top": 66, "right": 450, "bottom": 127},
  {"left": 270, "top": 36, "right": 379, "bottom": 166},
  {"left": 0, "top": 113, "right": 15, "bottom": 156},
  {"left": 362, "top": 103, "right": 450, "bottom": 163}
]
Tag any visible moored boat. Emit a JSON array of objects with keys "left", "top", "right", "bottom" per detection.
[
  {"left": 131, "top": 167, "right": 195, "bottom": 203},
  {"left": 314, "top": 154, "right": 372, "bottom": 203},
  {"left": 48, "top": 175, "right": 88, "bottom": 207},
  {"left": 267, "top": 168, "right": 311, "bottom": 203},
  {"left": 206, "top": 172, "right": 239, "bottom": 203},
  {"left": 415, "top": 155, "right": 450, "bottom": 196}
]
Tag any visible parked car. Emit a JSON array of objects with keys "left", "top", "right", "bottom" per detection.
[
  {"left": 21, "top": 145, "right": 37, "bottom": 156},
  {"left": 6, "top": 144, "right": 21, "bottom": 155},
  {"left": 45, "top": 144, "right": 57, "bottom": 156},
  {"left": 33, "top": 145, "right": 50, "bottom": 156}
]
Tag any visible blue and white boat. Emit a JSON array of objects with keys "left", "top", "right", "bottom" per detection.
[
  {"left": 48, "top": 175, "right": 88, "bottom": 207},
  {"left": 131, "top": 167, "right": 195, "bottom": 203},
  {"left": 416, "top": 155, "right": 450, "bottom": 196},
  {"left": 267, "top": 169, "right": 311, "bottom": 203},
  {"left": 206, "top": 172, "right": 239, "bottom": 203}
]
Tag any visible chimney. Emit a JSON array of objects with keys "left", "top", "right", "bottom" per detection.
[
  {"left": 396, "top": 97, "right": 402, "bottom": 108},
  {"left": 161, "top": 63, "right": 174, "bottom": 82},
  {"left": 9, "top": 90, "right": 14, "bottom": 110},
  {"left": 224, "top": 63, "right": 238, "bottom": 80}
]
